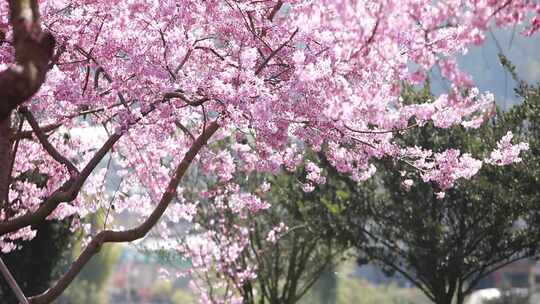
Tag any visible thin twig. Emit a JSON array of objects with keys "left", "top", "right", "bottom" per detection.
[
  {"left": 344, "top": 123, "right": 418, "bottom": 134},
  {"left": 103, "top": 177, "right": 123, "bottom": 230}
]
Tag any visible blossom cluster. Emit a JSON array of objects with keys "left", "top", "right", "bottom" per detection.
[
  {"left": 0, "top": 0, "right": 538, "bottom": 301},
  {"left": 485, "top": 131, "right": 530, "bottom": 166}
]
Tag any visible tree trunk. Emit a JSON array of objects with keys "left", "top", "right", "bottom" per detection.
[
  {"left": 455, "top": 290, "right": 466, "bottom": 304},
  {"left": 0, "top": 116, "right": 11, "bottom": 206},
  {"left": 434, "top": 294, "right": 454, "bottom": 304}
]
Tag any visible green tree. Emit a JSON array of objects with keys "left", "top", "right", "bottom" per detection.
[{"left": 329, "top": 71, "right": 540, "bottom": 304}]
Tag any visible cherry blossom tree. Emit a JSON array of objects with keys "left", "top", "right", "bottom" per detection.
[{"left": 0, "top": 1, "right": 538, "bottom": 303}]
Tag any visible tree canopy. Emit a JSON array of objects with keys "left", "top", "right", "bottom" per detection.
[{"left": 0, "top": 1, "right": 538, "bottom": 303}]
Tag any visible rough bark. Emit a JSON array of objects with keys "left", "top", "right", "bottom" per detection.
[
  {"left": 0, "top": 0, "right": 55, "bottom": 211},
  {"left": 0, "top": 118, "right": 11, "bottom": 205},
  {"left": 0, "top": 0, "right": 55, "bottom": 121}
]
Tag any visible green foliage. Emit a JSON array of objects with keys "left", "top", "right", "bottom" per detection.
[
  {"left": 0, "top": 219, "right": 73, "bottom": 304},
  {"left": 324, "top": 75, "right": 540, "bottom": 304},
  {"left": 243, "top": 171, "right": 351, "bottom": 304}
]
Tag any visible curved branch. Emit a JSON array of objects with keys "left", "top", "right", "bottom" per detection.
[
  {"left": 0, "top": 132, "right": 121, "bottom": 236},
  {"left": 28, "top": 121, "right": 219, "bottom": 304},
  {"left": 19, "top": 107, "right": 79, "bottom": 175},
  {"left": 0, "top": 0, "right": 56, "bottom": 121},
  {"left": 0, "top": 94, "right": 173, "bottom": 235}
]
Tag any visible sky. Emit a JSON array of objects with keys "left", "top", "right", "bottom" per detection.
[{"left": 430, "top": 27, "right": 540, "bottom": 110}]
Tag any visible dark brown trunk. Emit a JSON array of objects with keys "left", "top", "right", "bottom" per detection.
[
  {"left": 0, "top": 116, "right": 11, "bottom": 206},
  {"left": 434, "top": 294, "right": 453, "bottom": 304}
]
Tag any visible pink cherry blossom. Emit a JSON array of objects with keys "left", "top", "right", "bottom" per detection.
[
  {"left": 485, "top": 131, "right": 530, "bottom": 166},
  {"left": 402, "top": 179, "right": 414, "bottom": 191},
  {"left": 0, "top": 1, "right": 538, "bottom": 302}
]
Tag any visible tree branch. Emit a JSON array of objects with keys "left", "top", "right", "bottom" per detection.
[
  {"left": 255, "top": 28, "right": 298, "bottom": 76},
  {"left": 10, "top": 123, "right": 61, "bottom": 140},
  {"left": 19, "top": 107, "right": 79, "bottom": 176},
  {"left": 0, "top": 0, "right": 56, "bottom": 121},
  {"left": 267, "top": 1, "right": 284, "bottom": 22},
  {"left": 0, "top": 257, "right": 29, "bottom": 304},
  {"left": 0, "top": 132, "right": 121, "bottom": 236},
  {"left": 28, "top": 121, "right": 219, "bottom": 304},
  {"left": 0, "top": 90, "right": 186, "bottom": 236}
]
